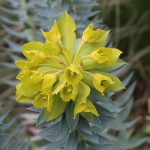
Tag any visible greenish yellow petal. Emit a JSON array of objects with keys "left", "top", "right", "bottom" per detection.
[
  {"left": 15, "top": 60, "right": 27, "bottom": 71},
  {"left": 64, "top": 64, "right": 83, "bottom": 84},
  {"left": 16, "top": 83, "right": 32, "bottom": 102},
  {"left": 47, "top": 93, "right": 54, "bottom": 112},
  {"left": 76, "top": 81, "right": 90, "bottom": 104},
  {"left": 41, "top": 20, "right": 61, "bottom": 42},
  {"left": 44, "top": 94, "right": 67, "bottom": 122},
  {"left": 42, "top": 74, "right": 57, "bottom": 94},
  {"left": 52, "top": 73, "right": 66, "bottom": 95},
  {"left": 74, "top": 31, "right": 110, "bottom": 58},
  {"left": 93, "top": 74, "right": 114, "bottom": 96},
  {"left": 21, "top": 41, "right": 43, "bottom": 52},
  {"left": 19, "top": 70, "right": 43, "bottom": 89},
  {"left": 60, "top": 84, "right": 78, "bottom": 102},
  {"left": 74, "top": 103, "right": 86, "bottom": 119},
  {"left": 82, "top": 23, "right": 104, "bottom": 43},
  {"left": 58, "top": 12, "right": 76, "bottom": 57},
  {"left": 35, "top": 78, "right": 44, "bottom": 91},
  {"left": 83, "top": 48, "right": 122, "bottom": 70},
  {"left": 91, "top": 47, "right": 113, "bottom": 64},
  {"left": 89, "top": 70, "right": 125, "bottom": 92},
  {"left": 33, "top": 93, "right": 49, "bottom": 108},
  {"left": 42, "top": 41, "right": 63, "bottom": 57},
  {"left": 83, "top": 99, "right": 99, "bottom": 116},
  {"left": 19, "top": 83, "right": 39, "bottom": 97}
]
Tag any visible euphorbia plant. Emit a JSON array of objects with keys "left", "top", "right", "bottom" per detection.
[{"left": 15, "top": 12, "right": 125, "bottom": 150}]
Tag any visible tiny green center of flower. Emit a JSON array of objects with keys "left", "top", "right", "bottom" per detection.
[
  {"left": 64, "top": 85, "right": 73, "bottom": 94},
  {"left": 98, "top": 50, "right": 104, "bottom": 56},
  {"left": 42, "top": 95, "right": 48, "bottom": 101},
  {"left": 69, "top": 70, "right": 76, "bottom": 78},
  {"left": 101, "top": 80, "right": 109, "bottom": 88}
]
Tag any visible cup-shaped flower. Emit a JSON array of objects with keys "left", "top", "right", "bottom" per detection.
[
  {"left": 41, "top": 20, "right": 61, "bottom": 42},
  {"left": 64, "top": 64, "right": 83, "bottom": 84},
  {"left": 91, "top": 47, "right": 113, "bottom": 64},
  {"left": 42, "top": 41, "right": 63, "bottom": 57},
  {"left": 93, "top": 74, "right": 114, "bottom": 96},
  {"left": 33, "top": 92, "right": 54, "bottom": 112},
  {"left": 74, "top": 99, "right": 99, "bottom": 119},
  {"left": 17, "top": 70, "right": 43, "bottom": 89},
  {"left": 82, "top": 23, "right": 104, "bottom": 44},
  {"left": 16, "top": 83, "right": 39, "bottom": 102},
  {"left": 60, "top": 84, "right": 78, "bottom": 102}
]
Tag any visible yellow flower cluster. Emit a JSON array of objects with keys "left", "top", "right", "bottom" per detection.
[{"left": 15, "top": 12, "right": 124, "bottom": 121}]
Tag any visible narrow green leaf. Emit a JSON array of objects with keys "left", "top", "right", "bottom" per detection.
[
  {"left": 60, "top": 113, "right": 69, "bottom": 138},
  {"left": 36, "top": 109, "right": 45, "bottom": 128},
  {"left": 81, "top": 112, "right": 93, "bottom": 123},
  {"left": 80, "top": 130, "right": 99, "bottom": 143},
  {"left": 66, "top": 101, "right": 79, "bottom": 131},
  {"left": 58, "top": 12, "right": 76, "bottom": 56},
  {"left": 45, "top": 94, "right": 67, "bottom": 122},
  {"left": 77, "top": 140, "right": 87, "bottom": 150},
  {"left": 95, "top": 59, "right": 126, "bottom": 73},
  {"left": 66, "top": 128, "right": 78, "bottom": 150},
  {"left": 92, "top": 115, "right": 102, "bottom": 129},
  {"left": 117, "top": 97, "right": 133, "bottom": 122},
  {"left": 115, "top": 82, "right": 136, "bottom": 107},
  {"left": 109, "top": 117, "right": 141, "bottom": 130},
  {"left": 77, "top": 115, "right": 92, "bottom": 134},
  {"left": 46, "top": 136, "right": 68, "bottom": 150}
]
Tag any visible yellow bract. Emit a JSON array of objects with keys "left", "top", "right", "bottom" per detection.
[
  {"left": 60, "top": 84, "right": 78, "bottom": 102},
  {"left": 82, "top": 23, "right": 104, "bottom": 43},
  {"left": 64, "top": 64, "right": 83, "bottom": 84},
  {"left": 42, "top": 41, "right": 63, "bottom": 57},
  {"left": 41, "top": 20, "right": 61, "bottom": 42},
  {"left": 15, "top": 12, "right": 125, "bottom": 121},
  {"left": 91, "top": 47, "right": 113, "bottom": 64},
  {"left": 93, "top": 74, "right": 114, "bottom": 96}
]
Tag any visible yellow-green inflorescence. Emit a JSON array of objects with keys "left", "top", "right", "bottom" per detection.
[{"left": 15, "top": 12, "right": 125, "bottom": 121}]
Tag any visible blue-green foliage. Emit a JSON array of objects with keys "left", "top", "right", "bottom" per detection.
[
  {"left": 106, "top": 71, "right": 147, "bottom": 150},
  {"left": 0, "top": 103, "right": 29, "bottom": 150}
]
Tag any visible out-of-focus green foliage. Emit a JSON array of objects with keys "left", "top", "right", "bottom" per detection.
[{"left": 0, "top": 103, "right": 30, "bottom": 150}]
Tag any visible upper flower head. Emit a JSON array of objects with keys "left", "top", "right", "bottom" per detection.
[
  {"left": 15, "top": 12, "right": 125, "bottom": 122},
  {"left": 41, "top": 20, "right": 61, "bottom": 42},
  {"left": 82, "top": 23, "right": 104, "bottom": 44}
]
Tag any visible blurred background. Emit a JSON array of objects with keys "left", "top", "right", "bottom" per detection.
[{"left": 0, "top": 0, "right": 150, "bottom": 149}]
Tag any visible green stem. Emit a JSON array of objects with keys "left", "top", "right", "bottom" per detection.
[
  {"left": 81, "top": 55, "right": 91, "bottom": 61},
  {"left": 62, "top": 54, "right": 70, "bottom": 65},
  {"left": 54, "top": 70, "right": 64, "bottom": 76},
  {"left": 42, "top": 69, "right": 60, "bottom": 74},
  {"left": 73, "top": 42, "right": 85, "bottom": 61},
  {"left": 83, "top": 71, "right": 93, "bottom": 77}
]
